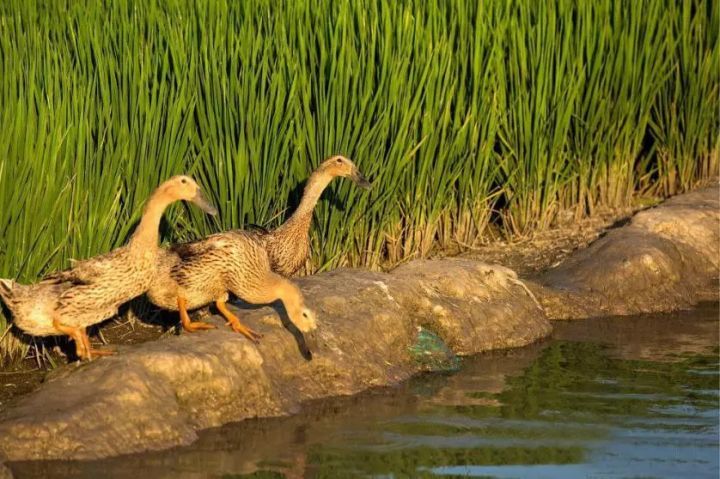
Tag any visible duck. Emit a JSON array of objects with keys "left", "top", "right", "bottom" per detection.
[
  {"left": 147, "top": 230, "right": 315, "bottom": 342},
  {"left": 144, "top": 155, "right": 370, "bottom": 341},
  {"left": 253, "top": 155, "right": 371, "bottom": 276},
  {"left": 0, "top": 176, "right": 217, "bottom": 360}
]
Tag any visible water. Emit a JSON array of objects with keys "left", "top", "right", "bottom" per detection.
[{"left": 10, "top": 303, "right": 719, "bottom": 479}]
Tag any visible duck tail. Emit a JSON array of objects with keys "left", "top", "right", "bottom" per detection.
[{"left": 0, "top": 279, "right": 16, "bottom": 310}]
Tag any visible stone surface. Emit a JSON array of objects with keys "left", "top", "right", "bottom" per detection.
[
  {"left": 0, "top": 259, "right": 548, "bottom": 461},
  {"left": 0, "top": 451, "right": 10, "bottom": 479},
  {"left": 533, "top": 183, "right": 719, "bottom": 319},
  {"left": 632, "top": 186, "right": 720, "bottom": 270}
]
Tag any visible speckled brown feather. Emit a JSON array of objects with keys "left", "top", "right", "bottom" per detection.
[
  {"left": 245, "top": 156, "right": 367, "bottom": 276},
  {"left": 146, "top": 233, "right": 317, "bottom": 332},
  {"left": 149, "top": 232, "right": 284, "bottom": 310}
]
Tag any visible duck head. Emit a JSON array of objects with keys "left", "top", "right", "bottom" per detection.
[
  {"left": 158, "top": 175, "right": 218, "bottom": 215},
  {"left": 319, "top": 155, "right": 372, "bottom": 190}
]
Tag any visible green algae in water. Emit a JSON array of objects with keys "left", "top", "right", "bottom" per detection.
[
  {"left": 307, "top": 445, "right": 585, "bottom": 478},
  {"left": 408, "top": 327, "right": 461, "bottom": 373}
]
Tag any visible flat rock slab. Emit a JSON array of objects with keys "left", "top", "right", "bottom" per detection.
[
  {"left": 0, "top": 260, "right": 548, "bottom": 461},
  {"left": 533, "top": 183, "right": 719, "bottom": 319}
]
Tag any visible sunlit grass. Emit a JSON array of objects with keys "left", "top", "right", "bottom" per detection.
[{"left": 0, "top": 0, "right": 717, "bottom": 362}]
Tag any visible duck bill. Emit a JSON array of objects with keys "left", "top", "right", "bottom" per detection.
[
  {"left": 350, "top": 168, "right": 372, "bottom": 190},
  {"left": 191, "top": 190, "right": 218, "bottom": 216}
]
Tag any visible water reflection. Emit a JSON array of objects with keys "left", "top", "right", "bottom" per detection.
[{"left": 10, "top": 303, "right": 719, "bottom": 479}]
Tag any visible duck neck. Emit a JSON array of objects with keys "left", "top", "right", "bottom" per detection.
[
  {"left": 274, "top": 170, "right": 333, "bottom": 238},
  {"left": 128, "top": 190, "right": 174, "bottom": 251}
]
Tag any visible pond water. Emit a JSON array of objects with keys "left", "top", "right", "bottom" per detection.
[{"left": 10, "top": 303, "right": 719, "bottom": 479}]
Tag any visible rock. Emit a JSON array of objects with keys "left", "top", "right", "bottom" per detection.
[
  {"left": 390, "top": 260, "right": 546, "bottom": 353},
  {"left": 0, "top": 451, "right": 11, "bottom": 479},
  {"left": 534, "top": 183, "right": 719, "bottom": 319},
  {"left": 0, "top": 260, "right": 548, "bottom": 461},
  {"left": 632, "top": 186, "right": 720, "bottom": 270}
]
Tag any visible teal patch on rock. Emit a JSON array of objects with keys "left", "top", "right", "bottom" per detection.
[{"left": 408, "top": 327, "right": 461, "bottom": 372}]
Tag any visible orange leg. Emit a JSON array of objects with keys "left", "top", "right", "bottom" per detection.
[
  {"left": 79, "top": 329, "right": 114, "bottom": 359},
  {"left": 215, "top": 300, "right": 263, "bottom": 344},
  {"left": 178, "top": 296, "right": 216, "bottom": 333},
  {"left": 53, "top": 318, "right": 86, "bottom": 359},
  {"left": 52, "top": 318, "right": 112, "bottom": 360}
]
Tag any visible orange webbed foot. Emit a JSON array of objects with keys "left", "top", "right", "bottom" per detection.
[
  {"left": 226, "top": 319, "right": 263, "bottom": 344},
  {"left": 53, "top": 319, "right": 112, "bottom": 361},
  {"left": 182, "top": 320, "right": 217, "bottom": 333},
  {"left": 178, "top": 296, "right": 217, "bottom": 334},
  {"left": 78, "top": 330, "right": 114, "bottom": 360},
  {"left": 216, "top": 300, "right": 262, "bottom": 344}
]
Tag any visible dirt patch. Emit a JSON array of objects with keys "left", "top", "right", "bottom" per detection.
[
  {"left": 0, "top": 365, "right": 44, "bottom": 411},
  {"left": 460, "top": 208, "right": 638, "bottom": 275}
]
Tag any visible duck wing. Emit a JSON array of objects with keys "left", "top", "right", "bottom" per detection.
[
  {"left": 171, "top": 234, "right": 228, "bottom": 261},
  {"left": 39, "top": 271, "right": 90, "bottom": 286},
  {"left": 42, "top": 248, "right": 128, "bottom": 285},
  {"left": 169, "top": 234, "right": 236, "bottom": 283},
  {"left": 245, "top": 224, "right": 269, "bottom": 235}
]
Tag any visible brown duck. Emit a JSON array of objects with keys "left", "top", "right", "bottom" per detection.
[
  {"left": 256, "top": 155, "right": 371, "bottom": 276},
  {"left": 0, "top": 176, "right": 217, "bottom": 359},
  {"left": 147, "top": 230, "right": 316, "bottom": 341},
  {"left": 146, "top": 155, "right": 370, "bottom": 340}
]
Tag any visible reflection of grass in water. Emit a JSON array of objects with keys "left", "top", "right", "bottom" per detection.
[
  {"left": 448, "top": 343, "right": 718, "bottom": 424},
  {"left": 383, "top": 421, "right": 606, "bottom": 441},
  {"left": 307, "top": 445, "right": 584, "bottom": 478},
  {"left": 304, "top": 342, "right": 718, "bottom": 477},
  {"left": 492, "top": 342, "right": 719, "bottom": 423}
]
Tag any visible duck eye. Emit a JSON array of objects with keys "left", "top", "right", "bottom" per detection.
[
  {"left": 336, "top": 158, "right": 342, "bottom": 163},
  {"left": 181, "top": 178, "right": 187, "bottom": 184},
  {"left": 302, "top": 312, "right": 308, "bottom": 317}
]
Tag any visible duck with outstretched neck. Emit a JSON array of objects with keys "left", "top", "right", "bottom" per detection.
[
  {"left": 145, "top": 155, "right": 371, "bottom": 342},
  {"left": 0, "top": 176, "right": 217, "bottom": 360},
  {"left": 256, "top": 155, "right": 371, "bottom": 276}
]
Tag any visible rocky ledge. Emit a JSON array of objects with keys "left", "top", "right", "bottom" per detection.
[
  {"left": 0, "top": 260, "right": 547, "bottom": 461},
  {"left": 532, "top": 184, "right": 719, "bottom": 319},
  {"left": 0, "top": 183, "right": 717, "bottom": 464}
]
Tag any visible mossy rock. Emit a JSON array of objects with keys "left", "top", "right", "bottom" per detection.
[{"left": 409, "top": 327, "right": 460, "bottom": 373}]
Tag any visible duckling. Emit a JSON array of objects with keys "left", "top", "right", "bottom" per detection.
[
  {"left": 256, "top": 155, "right": 371, "bottom": 276},
  {"left": 147, "top": 230, "right": 316, "bottom": 342},
  {"left": 0, "top": 176, "right": 217, "bottom": 360},
  {"left": 145, "top": 155, "right": 369, "bottom": 341}
]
